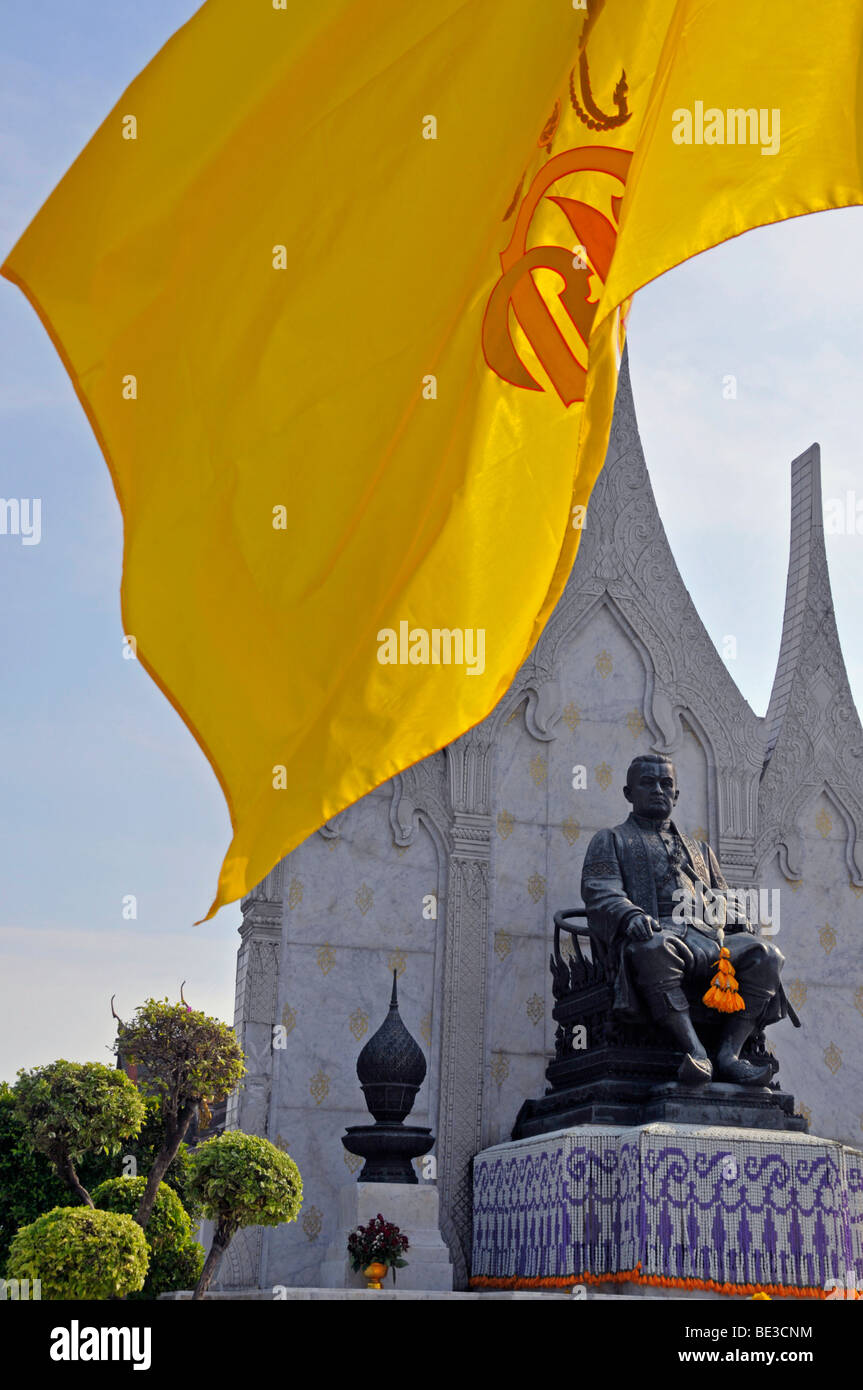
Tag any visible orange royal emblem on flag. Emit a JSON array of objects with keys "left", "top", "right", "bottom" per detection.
[{"left": 482, "top": 144, "right": 631, "bottom": 406}]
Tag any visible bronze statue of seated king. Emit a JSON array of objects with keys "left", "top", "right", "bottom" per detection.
[
  {"left": 580, "top": 754, "right": 794, "bottom": 1088},
  {"left": 512, "top": 752, "right": 804, "bottom": 1138}
]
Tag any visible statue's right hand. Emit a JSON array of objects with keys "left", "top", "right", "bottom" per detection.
[{"left": 625, "top": 914, "right": 655, "bottom": 942}]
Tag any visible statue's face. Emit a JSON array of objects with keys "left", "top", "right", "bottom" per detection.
[{"left": 624, "top": 760, "right": 679, "bottom": 819}]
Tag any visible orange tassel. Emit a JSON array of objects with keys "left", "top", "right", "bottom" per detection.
[{"left": 703, "top": 947, "right": 745, "bottom": 1012}]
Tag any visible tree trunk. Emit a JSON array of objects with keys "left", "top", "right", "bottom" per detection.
[
  {"left": 192, "top": 1220, "right": 236, "bottom": 1301},
  {"left": 58, "top": 1153, "right": 94, "bottom": 1207},
  {"left": 134, "top": 1102, "right": 197, "bottom": 1229}
]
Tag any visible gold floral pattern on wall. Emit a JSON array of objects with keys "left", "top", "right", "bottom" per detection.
[
  {"left": 785, "top": 979, "right": 807, "bottom": 1011},
  {"left": 526, "top": 994, "right": 544, "bottom": 1025},
  {"left": 496, "top": 809, "right": 515, "bottom": 840},
  {"left": 529, "top": 755, "right": 547, "bottom": 787},
  {"left": 281, "top": 1003, "right": 297, "bottom": 1035},
  {"left": 595, "top": 762, "right": 612, "bottom": 791},
  {"left": 626, "top": 708, "right": 645, "bottom": 739},
  {"left": 349, "top": 1008, "right": 368, "bottom": 1041},
  {"left": 527, "top": 872, "right": 546, "bottom": 903},
  {"left": 317, "top": 942, "right": 336, "bottom": 975},
  {"left": 288, "top": 876, "right": 303, "bottom": 910},
  {"left": 850, "top": 880, "right": 863, "bottom": 898},
  {"left": 562, "top": 816, "right": 580, "bottom": 846},
  {"left": 504, "top": 698, "right": 526, "bottom": 726},
  {"left": 690, "top": 826, "right": 708, "bottom": 845},
  {"left": 310, "top": 1070, "right": 330, "bottom": 1105},
  {"left": 343, "top": 1151, "right": 363, "bottom": 1175},
  {"left": 823, "top": 1042, "right": 842, "bottom": 1075},
  {"left": 815, "top": 806, "right": 832, "bottom": 838},
  {"left": 561, "top": 702, "right": 581, "bottom": 733},
  {"left": 302, "top": 1206, "right": 323, "bottom": 1241},
  {"left": 355, "top": 883, "right": 374, "bottom": 915},
  {"left": 788, "top": 879, "right": 802, "bottom": 894},
  {"left": 855, "top": 986, "right": 863, "bottom": 1018},
  {"left": 819, "top": 923, "right": 837, "bottom": 955},
  {"left": 387, "top": 950, "right": 406, "bottom": 976},
  {"left": 420, "top": 1013, "right": 432, "bottom": 1046},
  {"left": 595, "top": 650, "right": 613, "bottom": 679},
  {"left": 490, "top": 1052, "right": 510, "bottom": 1086},
  {"left": 494, "top": 929, "right": 513, "bottom": 962},
  {"left": 797, "top": 1104, "right": 812, "bottom": 1129}
]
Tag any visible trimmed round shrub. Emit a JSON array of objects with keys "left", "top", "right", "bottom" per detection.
[
  {"left": 7, "top": 1205, "right": 148, "bottom": 1300},
  {"left": 188, "top": 1132, "right": 303, "bottom": 1298},
  {"left": 188, "top": 1132, "right": 303, "bottom": 1234},
  {"left": 93, "top": 1177, "right": 204, "bottom": 1298}
]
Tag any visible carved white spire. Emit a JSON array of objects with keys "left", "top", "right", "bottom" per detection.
[
  {"left": 757, "top": 444, "right": 863, "bottom": 880},
  {"left": 764, "top": 446, "right": 850, "bottom": 758}
]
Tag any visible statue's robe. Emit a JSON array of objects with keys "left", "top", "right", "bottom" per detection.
[{"left": 581, "top": 814, "right": 793, "bottom": 1026}]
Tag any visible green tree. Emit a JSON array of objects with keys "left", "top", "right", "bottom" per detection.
[
  {"left": 116, "top": 999, "right": 244, "bottom": 1230},
  {"left": 12, "top": 1061, "right": 145, "bottom": 1207},
  {"left": 106, "top": 1096, "right": 203, "bottom": 1221},
  {"left": 187, "top": 1132, "right": 302, "bottom": 1299},
  {"left": 0, "top": 1087, "right": 201, "bottom": 1269},
  {"left": 0, "top": 1082, "right": 69, "bottom": 1268},
  {"left": 93, "top": 1177, "right": 204, "bottom": 1298},
  {"left": 7, "top": 1205, "right": 148, "bottom": 1300}
]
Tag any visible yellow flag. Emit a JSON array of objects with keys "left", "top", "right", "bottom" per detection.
[{"left": 4, "top": 0, "right": 863, "bottom": 917}]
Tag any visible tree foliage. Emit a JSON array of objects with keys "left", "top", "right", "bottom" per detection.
[
  {"left": 118, "top": 999, "right": 245, "bottom": 1114},
  {"left": 12, "top": 1061, "right": 145, "bottom": 1206},
  {"left": 7, "top": 1205, "right": 149, "bottom": 1300},
  {"left": 0, "top": 1086, "right": 200, "bottom": 1269},
  {"left": 0, "top": 1082, "right": 69, "bottom": 1269},
  {"left": 93, "top": 1177, "right": 204, "bottom": 1299},
  {"left": 187, "top": 1132, "right": 302, "bottom": 1298},
  {"left": 115, "top": 999, "right": 244, "bottom": 1229}
]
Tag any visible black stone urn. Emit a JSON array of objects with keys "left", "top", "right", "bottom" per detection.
[{"left": 342, "top": 971, "right": 434, "bottom": 1183}]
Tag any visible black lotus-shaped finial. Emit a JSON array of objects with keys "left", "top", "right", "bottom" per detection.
[
  {"left": 343, "top": 971, "right": 434, "bottom": 1182},
  {"left": 356, "top": 971, "right": 426, "bottom": 1122},
  {"left": 357, "top": 970, "right": 426, "bottom": 1084},
  {"left": 355, "top": 973, "right": 425, "bottom": 1123}
]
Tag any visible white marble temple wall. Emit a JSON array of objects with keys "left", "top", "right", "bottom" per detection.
[
  {"left": 229, "top": 786, "right": 444, "bottom": 1287},
  {"left": 757, "top": 792, "right": 863, "bottom": 1148}
]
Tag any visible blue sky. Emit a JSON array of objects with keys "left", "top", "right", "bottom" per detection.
[{"left": 2, "top": 3, "right": 862, "bottom": 1081}]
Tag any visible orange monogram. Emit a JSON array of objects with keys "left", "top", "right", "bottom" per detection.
[{"left": 483, "top": 146, "right": 631, "bottom": 406}]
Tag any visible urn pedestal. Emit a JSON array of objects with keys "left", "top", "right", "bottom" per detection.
[{"left": 320, "top": 1181, "right": 454, "bottom": 1291}]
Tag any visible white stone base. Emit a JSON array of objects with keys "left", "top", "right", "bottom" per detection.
[{"left": 320, "top": 1182, "right": 453, "bottom": 1291}]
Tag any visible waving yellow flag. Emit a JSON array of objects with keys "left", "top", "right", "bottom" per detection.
[{"left": 4, "top": 0, "right": 863, "bottom": 917}]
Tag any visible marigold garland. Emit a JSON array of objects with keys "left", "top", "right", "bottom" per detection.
[
  {"left": 469, "top": 1265, "right": 831, "bottom": 1299},
  {"left": 703, "top": 945, "right": 746, "bottom": 1013}
]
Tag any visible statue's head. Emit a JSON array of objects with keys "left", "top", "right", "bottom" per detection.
[{"left": 624, "top": 754, "right": 679, "bottom": 820}]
